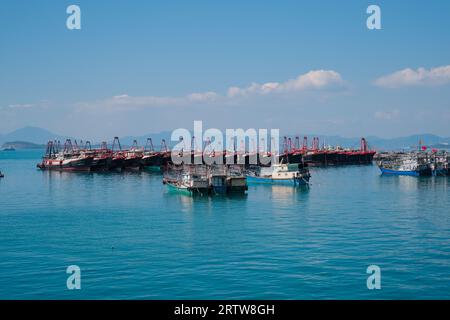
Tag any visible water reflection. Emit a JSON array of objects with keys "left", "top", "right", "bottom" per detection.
[
  {"left": 379, "top": 174, "right": 450, "bottom": 191},
  {"left": 164, "top": 187, "right": 249, "bottom": 213}
]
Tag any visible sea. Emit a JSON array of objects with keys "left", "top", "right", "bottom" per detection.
[{"left": 0, "top": 149, "right": 449, "bottom": 299}]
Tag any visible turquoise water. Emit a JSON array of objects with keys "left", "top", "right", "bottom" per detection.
[{"left": 0, "top": 149, "right": 449, "bottom": 299}]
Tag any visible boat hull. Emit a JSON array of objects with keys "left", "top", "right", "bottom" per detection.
[
  {"left": 379, "top": 167, "right": 429, "bottom": 176},
  {"left": 122, "top": 157, "right": 142, "bottom": 170},
  {"left": 90, "top": 157, "right": 112, "bottom": 171},
  {"left": 166, "top": 181, "right": 209, "bottom": 195},
  {"left": 141, "top": 154, "right": 162, "bottom": 167},
  {"left": 247, "top": 175, "right": 309, "bottom": 186},
  {"left": 37, "top": 158, "right": 93, "bottom": 171}
]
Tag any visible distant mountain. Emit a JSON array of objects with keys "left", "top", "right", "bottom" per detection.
[
  {"left": 0, "top": 126, "right": 70, "bottom": 145},
  {"left": 1, "top": 126, "right": 449, "bottom": 151}
]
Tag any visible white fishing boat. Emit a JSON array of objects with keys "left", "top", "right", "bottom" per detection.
[{"left": 247, "top": 163, "right": 310, "bottom": 186}]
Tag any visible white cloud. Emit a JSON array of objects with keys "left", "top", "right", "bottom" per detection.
[
  {"left": 1, "top": 102, "right": 52, "bottom": 111},
  {"left": 227, "top": 70, "right": 345, "bottom": 97},
  {"left": 73, "top": 70, "right": 346, "bottom": 110},
  {"left": 187, "top": 91, "right": 219, "bottom": 103},
  {"left": 374, "top": 109, "right": 400, "bottom": 120},
  {"left": 7, "top": 103, "right": 34, "bottom": 109},
  {"left": 374, "top": 65, "right": 450, "bottom": 88}
]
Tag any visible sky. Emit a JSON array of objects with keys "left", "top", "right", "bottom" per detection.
[{"left": 1, "top": 0, "right": 450, "bottom": 140}]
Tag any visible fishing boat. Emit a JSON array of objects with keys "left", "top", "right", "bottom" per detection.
[
  {"left": 208, "top": 165, "right": 227, "bottom": 194},
  {"left": 91, "top": 150, "right": 113, "bottom": 171},
  {"left": 37, "top": 151, "right": 94, "bottom": 171},
  {"left": 163, "top": 164, "right": 210, "bottom": 195},
  {"left": 429, "top": 151, "right": 449, "bottom": 176},
  {"left": 37, "top": 140, "right": 93, "bottom": 171},
  {"left": 141, "top": 138, "right": 161, "bottom": 168},
  {"left": 378, "top": 153, "right": 432, "bottom": 176},
  {"left": 123, "top": 150, "right": 143, "bottom": 170},
  {"left": 247, "top": 162, "right": 311, "bottom": 186},
  {"left": 226, "top": 165, "right": 248, "bottom": 193},
  {"left": 121, "top": 140, "right": 143, "bottom": 170},
  {"left": 80, "top": 141, "right": 112, "bottom": 171}
]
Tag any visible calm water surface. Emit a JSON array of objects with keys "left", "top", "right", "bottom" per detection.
[{"left": 0, "top": 150, "right": 449, "bottom": 299}]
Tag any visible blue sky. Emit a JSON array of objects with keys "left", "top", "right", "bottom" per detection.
[{"left": 1, "top": 0, "right": 450, "bottom": 140}]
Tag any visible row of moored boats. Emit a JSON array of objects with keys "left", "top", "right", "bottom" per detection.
[
  {"left": 37, "top": 138, "right": 171, "bottom": 171},
  {"left": 36, "top": 138, "right": 313, "bottom": 195},
  {"left": 163, "top": 162, "right": 311, "bottom": 195}
]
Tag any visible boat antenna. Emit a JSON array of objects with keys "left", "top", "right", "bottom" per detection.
[
  {"left": 132, "top": 139, "right": 139, "bottom": 151},
  {"left": 295, "top": 136, "right": 300, "bottom": 151},
  {"left": 112, "top": 137, "right": 122, "bottom": 152},
  {"left": 145, "top": 138, "right": 154, "bottom": 152},
  {"left": 160, "top": 139, "right": 168, "bottom": 152},
  {"left": 302, "top": 136, "right": 308, "bottom": 151}
]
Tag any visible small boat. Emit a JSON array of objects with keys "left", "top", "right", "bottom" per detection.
[
  {"left": 163, "top": 164, "right": 210, "bottom": 195},
  {"left": 0, "top": 171, "right": 4, "bottom": 178},
  {"left": 164, "top": 172, "right": 210, "bottom": 195},
  {"left": 247, "top": 162, "right": 311, "bottom": 186},
  {"left": 1, "top": 146, "right": 15, "bottom": 151}
]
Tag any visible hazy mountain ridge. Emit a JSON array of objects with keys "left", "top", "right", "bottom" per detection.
[
  {"left": 1, "top": 127, "right": 449, "bottom": 151},
  {"left": 0, "top": 126, "right": 71, "bottom": 145}
]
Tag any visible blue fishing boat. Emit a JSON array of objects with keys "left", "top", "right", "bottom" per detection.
[
  {"left": 378, "top": 153, "right": 432, "bottom": 176},
  {"left": 247, "top": 163, "right": 310, "bottom": 186}
]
